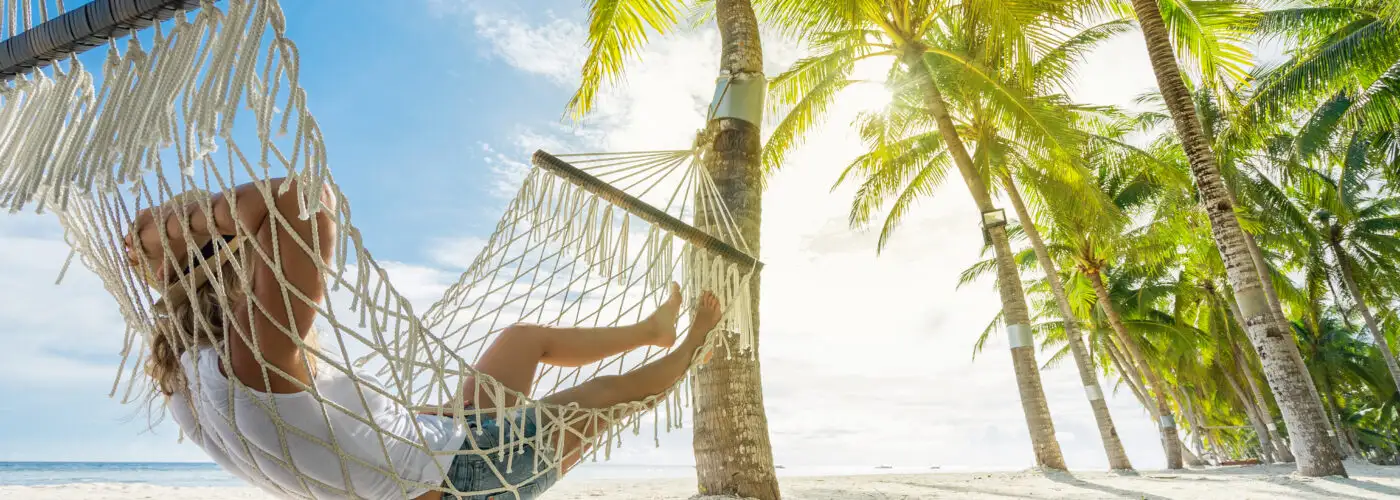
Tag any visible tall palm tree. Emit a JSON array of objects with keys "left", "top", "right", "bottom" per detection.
[
  {"left": 760, "top": 0, "right": 1085, "bottom": 469},
  {"left": 964, "top": 130, "right": 1197, "bottom": 468},
  {"left": 1146, "top": 87, "right": 1308, "bottom": 462},
  {"left": 569, "top": 1, "right": 779, "bottom": 496},
  {"left": 953, "top": 18, "right": 1140, "bottom": 470},
  {"left": 1125, "top": 0, "right": 1348, "bottom": 475},
  {"left": 1047, "top": 159, "right": 1188, "bottom": 468},
  {"left": 1002, "top": 172, "right": 1134, "bottom": 470}
]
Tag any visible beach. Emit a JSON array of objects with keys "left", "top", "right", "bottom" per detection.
[{"left": 3, "top": 462, "right": 1398, "bottom": 499}]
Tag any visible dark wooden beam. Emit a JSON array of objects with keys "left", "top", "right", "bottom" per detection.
[
  {"left": 1, "top": 0, "right": 203, "bottom": 81},
  {"left": 532, "top": 149, "right": 763, "bottom": 272}
]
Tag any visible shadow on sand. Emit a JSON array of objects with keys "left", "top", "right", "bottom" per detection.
[
  {"left": 1042, "top": 470, "right": 1170, "bottom": 499},
  {"left": 1320, "top": 476, "right": 1400, "bottom": 497}
]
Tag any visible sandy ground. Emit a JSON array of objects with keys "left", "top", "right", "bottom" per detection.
[{"left": 3, "top": 462, "right": 1398, "bottom": 499}]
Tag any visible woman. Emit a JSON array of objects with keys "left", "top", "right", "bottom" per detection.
[{"left": 125, "top": 178, "right": 721, "bottom": 500}]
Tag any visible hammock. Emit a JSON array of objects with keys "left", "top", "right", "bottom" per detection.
[{"left": 0, "top": 1, "right": 761, "bottom": 498}]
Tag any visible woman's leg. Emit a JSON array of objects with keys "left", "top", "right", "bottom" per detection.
[
  {"left": 464, "top": 283, "right": 684, "bottom": 408},
  {"left": 541, "top": 291, "right": 721, "bottom": 471}
]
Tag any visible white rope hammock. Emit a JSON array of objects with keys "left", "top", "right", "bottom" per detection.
[{"left": 0, "top": 1, "right": 759, "bottom": 498}]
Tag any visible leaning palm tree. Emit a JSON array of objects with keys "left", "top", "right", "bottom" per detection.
[
  {"left": 1148, "top": 88, "right": 1310, "bottom": 462},
  {"left": 1042, "top": 152, "right": 1191, "bottom": 468},
  {"left": 760, "top": 0, "right": 1088, "bottom": 469},
  {"left": 1000, "top": 167, "right": 1136, "bottom": 471},
  {"left": 950, "top": 18, "right": 1141, "bottom": 470},
  {"left": 568, "top": 1, "right": 779, "bottom": 497},
  {"left": 1125, "top": 0, "right": 1348, "bottom": 475}
]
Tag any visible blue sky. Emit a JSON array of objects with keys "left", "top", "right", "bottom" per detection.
[{"left": 1, "top": 0, "right": 1209, "bottom": 474}]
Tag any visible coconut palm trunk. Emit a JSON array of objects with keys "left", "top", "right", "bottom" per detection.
[
  {"left": 690, "top": 1, "right": 781, "bottom": 497},
  {"left": 1178, "top": 389, "right": 1212, "bottom": 465},
  {"left": 1243, "top": 235, "right": 1294, "bottom": 347},
  {"left": 913, "top": 55, "right": 1066, "bottom": 470},
  {"left": 1331, "top": 243, "right": 1400, "bottom": 392},
  {"left": 1233, "top": 341, "right": 1296, "bottom": 462},
  {"left": 1106, "top": 339, "right": 1154, "bottom": 412},
  {"left": 1003, "top": 175, "right": 1132, "bottom": 470},
  {"left": 1086, "top": 270, "right": 1184, "bottom": 469},
  {"left": 1318, "top": 372, "right": 1357, "bottom": 458},
  {"left": 1126, "top": 0, "right": 1346, "bottom": 476},
  {"left": 1199, "top": 401, "right": 1226, "bottom": 462},
  {"left": 1223, "top": 294, "right": 1297, "bottom": 462},
  {"left": 1181, "top": 438, "right": 1207, "bottom": 467},
  {"left": 1243, "top": 236, "right": 1320, "bottom": 463},
  {"left": 1222, "top": 369, "right": 1275, "bottom": 463}
]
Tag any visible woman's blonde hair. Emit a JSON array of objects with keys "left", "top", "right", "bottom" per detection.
[{"left": 147, "top": 257, "right": 241, "bottom": 397}]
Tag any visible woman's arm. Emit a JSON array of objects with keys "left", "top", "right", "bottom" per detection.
[
  {"left": 127, "top": 178, "right": 338, "bottom": 394},
  {"left": 125, "top": 180, "right": 282, "bottom": 280},
  {"left": 231, "top": 179, "right": 338, "bottom": 393}
]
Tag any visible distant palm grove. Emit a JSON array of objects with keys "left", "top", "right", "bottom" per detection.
[{"left": 572, "top": 0, "right": 1398, "bottom": 495}]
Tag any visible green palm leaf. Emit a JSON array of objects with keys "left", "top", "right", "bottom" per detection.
[{"left": 568, "top": 0, "right": 685, "bottom": 119}]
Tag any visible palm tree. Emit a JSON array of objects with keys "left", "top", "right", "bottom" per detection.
[
  {"left": 759, "top": 0, "right": 1090, "bottom": 469},
  {"left": 1145, "top": 87, "right": 1309, "bottom": 463},
  {"left": 569, "top": 1, "right": 779, "bottom": 496},
  {"left": 957, "top": 19, "right": 1140, "bottom": 470},
  {"left": 963, "top": 126, "right": 1201, "bottom": 468},
  {"left": 1125, "top": 0, "right": 1348, "bottom": 475},
  {"left": 1047, "top": 158, "right": 1188, "bottom": 468},
  {"left": 1002, "top": 172, "right": 1134, "bottom": 470}
]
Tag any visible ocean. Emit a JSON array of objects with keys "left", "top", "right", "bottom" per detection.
[
  {"left": 0, "top": 462, "right": 947, "bottom": 487},
  {"left": 0, "top": 462, "right": 243, "bottom": 487}
]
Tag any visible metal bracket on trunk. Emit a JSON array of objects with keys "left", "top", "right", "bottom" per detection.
[{"left": 708, "top": 74, "right": 766, "bottom": 127}]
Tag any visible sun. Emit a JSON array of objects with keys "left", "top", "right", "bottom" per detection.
[
  {"left": 846, "top": 82, "right": 893, "bottom": 113},
  {"left": 846, "top": 55, "right": 896, "bottom": 112}
]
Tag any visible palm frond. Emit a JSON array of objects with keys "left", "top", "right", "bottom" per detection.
[
  {"left": 764, "top": 42, "right": 866, "bottom": 174},
  {"left": 568, "top": 0, "right": 684, "bottom": 119},
  {"left": 973, "top": 309, "right": 1006, "bottom": 360}
]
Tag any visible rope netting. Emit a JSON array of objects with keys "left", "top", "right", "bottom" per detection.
[{"left": 0, "top": 0, "right": 758, "bottom": 498}]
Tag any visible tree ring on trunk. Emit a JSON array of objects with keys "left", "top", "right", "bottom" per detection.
[
  {"left": 1084, "top": 385, "right": 1103, "bottom": 401},
  {"left": 1006, "top": 323, "right": 1033, "bottom": 349},
  {"left": 1235, "top": 287, "right": 1269, "bottom": 321}
]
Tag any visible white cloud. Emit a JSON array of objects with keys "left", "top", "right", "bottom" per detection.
[
  {"left": 472, "top": 14, "right": 586, "bottom": 84},
  {"left": 480, "top": 142, "right": 533, "bottom": 198},
  {"left": 428, "top": 236, "right": 490, "bottom": 270},
  {"left": 0, "top": 214, "right": 129, "bottom": 388}
]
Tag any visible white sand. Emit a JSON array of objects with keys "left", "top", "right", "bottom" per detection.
[{"left": 4, "top": 462, "right": 1398, "bottom": 499}]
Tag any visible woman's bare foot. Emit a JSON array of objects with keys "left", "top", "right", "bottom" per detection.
[
  {"left": 645, "top": 282, "right": 683, "bottom": 348},
  {"left": 691, "top": 291, "right": 721, "bottom": 337},
  {"left": 687, "top": 291, "right": 722, "bottom": 363}
]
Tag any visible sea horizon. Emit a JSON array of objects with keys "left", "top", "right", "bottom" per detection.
[{"left": 0, "top": 461, "right": 974, "bottom": 487}]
